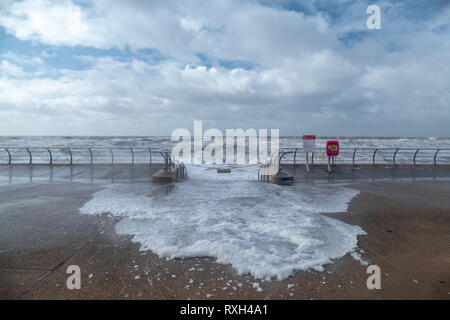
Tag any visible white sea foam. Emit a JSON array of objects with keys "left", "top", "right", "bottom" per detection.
[{"left": 80, "top": 165, "right": 365, "bottom": 280}]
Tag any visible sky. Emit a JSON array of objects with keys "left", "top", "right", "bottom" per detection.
[{"left": 0, "top": 0, "right": 449, "bottom": 136}]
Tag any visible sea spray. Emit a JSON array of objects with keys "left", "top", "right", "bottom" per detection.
[{"left": 80, "top": 165, "right": 365, "bottom": 280}]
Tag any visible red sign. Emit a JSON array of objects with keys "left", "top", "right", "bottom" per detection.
[
  {"left": 302, "top": 135, "right": 316, "bottom": 140},
  {"left": 326, "top": 140, "right": 339, "bottom": 156}
]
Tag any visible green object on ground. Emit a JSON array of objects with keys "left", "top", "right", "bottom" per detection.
[{"left": 217, "top": 168, "right": 231, "bottom": 173}]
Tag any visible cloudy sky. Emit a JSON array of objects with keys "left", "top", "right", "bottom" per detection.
[{"left": 0, "top": 0, "right": 449, "bottom": 136}]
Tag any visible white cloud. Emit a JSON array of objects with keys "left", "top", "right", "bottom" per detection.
[
  {"left": 0, "top": 0, "right": 90, "bottom": 44},
  {"left": 0, "top": 0, "right": 336, "bottom": 65},
  {"left": 0, "top": 60, "right": 26, "bottom": 77},
  {"left": 0, "top": 0, "right": 449, "bottom": 135}
]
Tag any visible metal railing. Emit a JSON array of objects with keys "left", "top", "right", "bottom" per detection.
[
  {"left": 278, "top": 147, "right": 450, "bottom": 167},
  {"left": 258, "top": 150, "right": 289, "bottom": 180},
  {"left": 1, "top": 146, "right": 449, "bottom": 167},
  {"left": 159, "top": 148, "right": 188, "bottom": 179},
  {"left": 258, "top": 148, "right": 449, "bottom": 179},
  {"left": 0, "top": 147, "right": 167, "bottom": 165},
  {"left": 176, "top": 162, "right": 188, "bottom": 179}
]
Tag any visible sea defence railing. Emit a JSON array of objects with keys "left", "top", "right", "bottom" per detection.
[
  {"left": 277, "top": 147, "right": 450, "bottom": 167},
  {"left": 160, "top": 148, "right": 188, "bottom": 179},
  {"left": 259, "top": 147, "right": 450, "bottom": 180},
  {"left": 0, "top": 147, "right": 169, "bottom": 165},
  {"left": 1, "top": 146, "right": 449, "bottom": 167},
  {"left": 258, "top": 150, "right": 291, "bottom": 181}
]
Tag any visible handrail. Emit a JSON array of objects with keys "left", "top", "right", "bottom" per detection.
[
  {"left": 352, "top": 148, "right": 358, "bottom": 166},
  {"left": 287, "top": 146, "right": 449, "bottom": 152},
  {"left": 110, "top": 148, "right": 114, "bottom": 164},
  {"left": 68, "top": 148, "right": 73, "bottom": 165},
  {"left": 4, "top": 147, "right": 11, "bottom": 165},
  {"left": 148, "top": 148, "right": 152, "bottom": 165},
  {"left": 88, "top": 148, "right": 93, "bottom": 165},
  {"left": 6, "top": 146, "right": 446, "bottom": 151},
  {"left": 0, "top": 146, "right": 169, "bottom": 165},
  {"left": 47, "top": 148, "right": 52, "bottom": 165},
  {"left": 393, "top": 149, "right": 399, "bottom": 166},
  {"left": 276, "top": 147, "right": 450, "bottom": 167},
  {"left": 434, "top": 149, "right": 440, "bottom": 166},
  {"left": 0, "top": 146, "right": 449, "bottom": 166},
  {"left": 372, "top": 149, "right": 378, "bottom": 167},
  {"left": 26, "top": 148, "right": 32, "bottom": 165},
  {"left": 413, "top": 149, "right": 420, "bottom": 166}
]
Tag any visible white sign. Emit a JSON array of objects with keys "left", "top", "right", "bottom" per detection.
[{"left": 303, "top": 135, "right": 316, "bottom": 153}]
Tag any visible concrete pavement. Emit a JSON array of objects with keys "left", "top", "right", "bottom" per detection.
[{"left": 0, "top": 165, "right": 449, "bottom": 299}]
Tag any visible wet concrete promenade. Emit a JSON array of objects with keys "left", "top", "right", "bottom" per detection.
[{"left": 0, "top": 164, "right": 449, "bottom": 299}]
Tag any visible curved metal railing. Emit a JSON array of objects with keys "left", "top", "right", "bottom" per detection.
[
  {"left": 159, "top": 148, "right": 188, "bottom": 179},
  {"left": 278, "top": 147, "right": 450, "bottom": 167},
  {"left": 1, "top": 146, "right": 449, "bottom": 167},
  {"left": 258, "top": 150, "right": 290, "bottom": 180},
  {"left": 258, "top": 147, "right": 449, "bottom": 180},
  {"left": 0, "top": 147, "right": 167, "bottom": 165}
]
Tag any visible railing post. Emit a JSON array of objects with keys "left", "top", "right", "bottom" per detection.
[
  {"left": 160, "top": 151, "right": 169, "bottom": 172},
  {"left": 47, "top": 148, "right": 52, "bottom": 165},
  {"left": 311, "top": 152, "right": 314, "bottom": 165},
  {"left": 352, "top": 148, "right": 358, "bottom": 167},
  {"left": 306, "top": 152, "right": 310, "bottom": 172},
  {"left": 88, "top": 148, "right": 93, "bottom": 165},
  {"left": 393, "top": 149, "right": 399, "bottom": 166},
  {"left": 67, "top": 148, "right": 73, "bottom": 165},
  {"left": 278, "top": 151, "right": 289, "bottom": 172},
  {"left": 26, "top": 148, "right": 32, "bottom": 165},
  {"left": 413, "top": 149, "right": 420, "bottom": 166},
  {"left": 130, "top": 148, "right": 134, "bottom": 165},
  {"left": 293, "top": 149, "right": 297, "bottom": 167},
  {"left": 277, "top": 152, "right": 281, "bottom": 173},
  {"left": 372, "top": 149, "right": 378, "bottom": 167},
  {"left": 110, "top": 148, "right": 114, "bottom": 165},
  {"left": 434, "top": 149, "right": 440, "bottom": 167},
  {"left": 4, "top": 147, "right": 11, "bottom": 165},
  {"left": 148, "top": 148, "right": 152, "bottom": 166}
]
